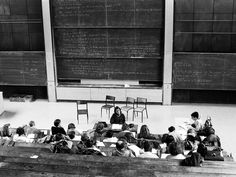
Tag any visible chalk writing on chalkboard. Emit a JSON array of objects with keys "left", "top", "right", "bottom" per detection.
[{"left": 173, "top": 53, "right": 236, "bottom": 90}]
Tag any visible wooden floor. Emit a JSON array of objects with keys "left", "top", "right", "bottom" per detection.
[{"left": 0, "top": 99, "right": 235, "bottom": 160}]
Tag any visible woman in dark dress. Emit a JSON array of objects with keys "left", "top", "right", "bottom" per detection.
[{"left": 110, "top": 106, "right": 126, "bottom": 124}]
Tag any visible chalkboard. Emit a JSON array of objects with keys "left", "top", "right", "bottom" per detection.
[
  {"left": 173, "top": 53, "right": 236, "bottom": 90},
  {"left": 56, "top": 58, "right": 163, "bottom": 81},
  {"left": 0, "top": 0, "right": 44, "bottom": 51},
  {"left": 54, "top": 28, "right": 161, "bottom": 58},
  {"left": 0, "top": 52, "right": 47, "bottom": 86},
  {"left": 174, "top": 0, "right": 236, "bottom": 53},
  {"left": 52, "top": 0, "right": 164, "bottom": 82},
  {"left": 52, "top": 0, "right": 163, "bottom": 27}
]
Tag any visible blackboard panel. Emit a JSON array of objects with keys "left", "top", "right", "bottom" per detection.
[
  {"left": 135, "top": 29, "right": 161, "bottom": 57},
  {"left": 0, "top": 0, "right": 10, "bottom": 15},
  {"left": 193, "top": 34, "right": 212, "bottom": 52},
  {"left": 135, "top": 0, "right": 163, "bottom": 27},
  {"left": 0, "top": 23, "right": 12, "bottom": 32},
  {"left": 0, "top": 52, "right": 46, "bottom": 86},
  {"left": 54, "top": 29, "right": 107, "bottom": 58},
  {"left": 29, "top": 33, "right": 44, "bottom": 51},
  {"left": 108, "top": 29, "right": 135, "bottom": 58},
  {"left": 194, "top": 13, "right": 212, "bottom": 32},
  {"left": 57, "top": 58, "right": 162, "bottom": 81},
  {"left": 27, "top": 0, "right": 42, "bottom": 15},
  {"left": 214, "top": 0, "right": 233, "bottom": 13},
  {"left": 231, "top": 35, "right": 236, "bottom": 52},
  {"left": 173, "top": 53, "right": 236, "bottom": 90},
  {"left": 194, "top": 0, "right": 213, "bottom": 13},
  {"left": 13, "top": 33, "right": 29, "bottom": 51},
  {"left": 0, "top": 33, "right": 13, "bottom": 50},
  {"left": 175, "top": 0, "right": 193, "bottom": 13},
  {"left": 213, "top": 14, "right": 232, "bottom": 32},
  {"left": 174, "top": 33, "right": 192, "bottom": 52},
  {"left": 107, "top": 0, "right": 134, "bottom": 26},
  {"left": 52, "top": 0, "right": 163, "bottom": 28},
  {"left": 175, "top": 14, "right": 193, "bottom": 32},
  {"left": 52, "top": 0, "right": 106, "bottom": 27},
  {"left": 10, "top": 0, "right": 27, "bottom": 15},
  {"left": 212, "top": 34, "right": 231, "bottom": 52},
  {"left": 55, "top": 28, "right": 161, "bottom": 58},
  {"left": 12, "top": 24, "right": 28, "bottom": 33}
]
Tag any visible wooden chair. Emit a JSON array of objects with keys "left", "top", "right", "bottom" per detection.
[
  {"left": 76, "top": 101, "right": 89, "bottom": 124},
  {"left": 133, "top": 97, "right": 148, "bottom": 123},
  {"left": 121, "top": 97, "right": 135, "bottom": 121},
  {"left": 101, "top": 95, "right": 115, "bottom": 119}
]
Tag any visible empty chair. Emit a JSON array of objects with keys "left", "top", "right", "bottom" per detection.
[
  {"left": 77, "top": 101, "right": 89, "bottom": 124},
  {"left": 133, "top": 97, "right": 148, "bottom": 123},
  {"left": 101, "top": 95, "right": 116, "bottom": 119},
  {"left": 121, "top": 97, "right": 135, "bottom": 121}
]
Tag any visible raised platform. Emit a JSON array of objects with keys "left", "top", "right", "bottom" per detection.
[{"left": 56, "top": 85, "right": 163, "bottom": 103}]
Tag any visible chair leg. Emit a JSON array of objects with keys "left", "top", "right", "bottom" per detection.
[
  {"left": 78, "top": 114, "right": 79, "bottom": 124},
  {"left": 108, "top": 109, "right": 110, "bottom": 120},
  {"left": 132, "top": 110, "right": 135, "bottom": 121},
  {"left": 101, "top": 108, "right": 102, "bottom": 118},
  {"left": 146, "top": 108, "right": 148, "bottom": 118},
  {"left": 126, "top": 111, "right": 128, "bottom": 121},
  {"left": 87, "top": 113, "right": 89, "bottom": 124},
  {"left": 141, "top": 112, "right": 143, "bottom": 123}
]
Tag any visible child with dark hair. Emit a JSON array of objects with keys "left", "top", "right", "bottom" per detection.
[
  {"left": 13, "top": 127, "right": 30, "bottom": 143},
  {"left": 51, "top": 119, "right": 66, "bottom": 135},
  {"left": 112, "top": 138, "right": 135, "bottom": 157},
  {"left": 110, "top": 106, "right": 126, "bottom": 124},
  {"left": 166, "top": 142, "right": 186, "bottom": 160},
  {"left": 139, "top": 141, "right": 158, "bottom": 159},
  {"left": 168, "top": 126, "right": 183, "bottom": 143},
  {"left": 191, "top": 112, "right": 203, "bottom": 131},
  {"left": 138, "top": 125, "right": 156, "bottom": 140},
  {"left": 67, "top": 123, "right": 81, "bottom": 136}
]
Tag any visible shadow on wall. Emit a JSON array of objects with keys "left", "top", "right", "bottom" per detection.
[{"left": 0, "top": 111, "right": 17, "bottom": 120}]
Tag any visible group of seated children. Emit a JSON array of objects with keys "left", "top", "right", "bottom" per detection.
[{"left": 0, "top": 108, "right": 222, "bottom": 163}]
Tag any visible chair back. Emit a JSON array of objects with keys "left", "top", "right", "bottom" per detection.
[
  {"left": 77, "top": 101, "right": 88, "bottom": 114},
  {"left": 126, "top": 97, "right": 135, "bottom": 107},
  {"left": 105, "top": 95, "right": 115, "bottom": 106},
  {"left": 136, "top": 97, "right": 147, "bottom": 108}
]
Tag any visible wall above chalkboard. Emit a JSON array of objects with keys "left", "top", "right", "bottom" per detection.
[{"left": 173, "top": 53, "right": 236, "bottom": 90}]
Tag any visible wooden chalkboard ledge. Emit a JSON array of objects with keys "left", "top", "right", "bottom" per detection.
[{"left": 57, "top": 84, "right": 161, "bottom": 89}]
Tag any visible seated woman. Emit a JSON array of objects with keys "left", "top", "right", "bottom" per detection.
[
  {"left": 51, "top": 119, "right": 66, "bottom": 135},
  {"left": 112, "top": 138, "right": 135, "bottom": 157},
  {"left": 13, "top": 127, "right": 31, "bottom": 143},
  {"left": 137, "top": 125, "right": 156, "bottom": 140},
  {"left": 166, "top": 142, "right": 186, "bottom": 160},
  {"left": 110, "top": 106, "right": 126, "bottom": 124}
]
